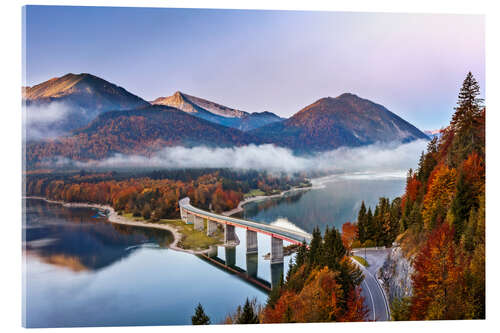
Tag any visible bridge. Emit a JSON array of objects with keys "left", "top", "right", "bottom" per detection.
[{"left": 178, "top": 197, "right": 312, "bottom": 264}]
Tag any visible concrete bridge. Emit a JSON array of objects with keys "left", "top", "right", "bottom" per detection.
[{"left": 178, "top": 197, "right": 312, "bottom": 264}]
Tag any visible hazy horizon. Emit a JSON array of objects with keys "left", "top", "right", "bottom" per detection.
[{"left": 24, "top": 6, "right": 485, "bottom": 130}]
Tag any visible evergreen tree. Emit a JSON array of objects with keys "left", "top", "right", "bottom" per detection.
[
  {"left": 357, "top": 201, "right": 367, "bottom": 243},
  {"left": 308, "top": 226, "right": 323, "bottom": 266},
  {"left": 191, "top": 303, "right": 211, "bottom": 325},
  {"left": 451, "top": 170, "right": 476, "bottom": 241},
  {"left": 236, "top": 298, "right": 260, "bottom": 324},
  {"left": 449, "top": 72, "right": 484, "bottom": 163},
  {"left": 365, "top": 208, "right": 374, "bottom": 242},
  {"left": 322, "top": 227, "right": 346, "bottom": 269}
]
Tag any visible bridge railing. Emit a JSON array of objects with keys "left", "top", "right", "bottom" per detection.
[{"left": 179, "top": 197, "right": 312, "bottom": 244}]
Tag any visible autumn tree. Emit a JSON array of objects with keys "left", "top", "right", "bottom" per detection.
[
  {"left": 341, "top": 222, "right": 358, "bottom": 251},
  {"left": 410, "top": 223, "right": 464, "bottom": 320}
]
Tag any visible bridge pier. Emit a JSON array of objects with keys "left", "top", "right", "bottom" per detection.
[
  {"left": 194, "top": 215, "right": 204, "bottom": 231},
  {"left": 186, "top": 212, "right": 195, "bottom": 225},
  {"left": 224, "top": 224, "right": 237, "bottom": 243},
  {"left": 271, "top": 237, "right": 284, "bottom": 264},
  {"left": 180, "top": 207, "right": 187, "bottom": 223},
  {"left": 207, "top": 219, "right": 218, "bottom": 236},
  {"left": 246, "top": 230, "right": 258, "bottom": 254}
]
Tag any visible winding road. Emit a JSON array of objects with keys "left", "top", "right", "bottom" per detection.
[{"left": 352, "top": 248, "right": 392, "bottom": 321}]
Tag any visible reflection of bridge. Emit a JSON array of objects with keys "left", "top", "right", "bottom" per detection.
[
  {"left": 179, "top": 197, "right": 312, "bottom": 264},
  {"left": 198, "top": 248, "right": 282, "bottom": 292}
]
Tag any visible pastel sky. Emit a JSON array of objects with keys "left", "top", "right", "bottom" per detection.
[{"left": 24, "top": 6, "right": 485, "bottom": 130}]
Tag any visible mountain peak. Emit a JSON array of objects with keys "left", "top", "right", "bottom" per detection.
[
  {"left": 337, "top": 92, "right": 360, "bottom": 99},
  {"left": 173, "top": 90, "right": 184, "bottom": 98},
  {"left": 152, "top": 91, "right": 249, "bottom": 119},
  {"left": 251, "top": 93, "right": 428, "bottom": 151},
  {"left": 23, "top": 73, "right": 150, "bottom": 137}
]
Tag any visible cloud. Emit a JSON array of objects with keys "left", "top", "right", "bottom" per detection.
[
  {"left": 46, "top": 140, "right": 428, "bottom": 176},
  {"left": 23, "top": 102, "right": 74, "bottom": 141}
]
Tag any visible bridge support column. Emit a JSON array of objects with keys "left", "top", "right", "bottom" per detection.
[
  {"left": 207, "top": 220, "right": 218, "bottom": 236},
  {"left": 224, "top": 224, "right": 237, "bottom": 244},
  {"left": 186, "top": 212, "right": 195, "bottom": 225},
  {"left": 194, "top": 215, "right": 204, "bottom": 231},
  {"left": 271, "top": 237, "right": 284, "bottom": 264},
  {"left": 246, "top": 230, "right": 258, "bottom": 254},
  {"left": 180, "top": 207, "right": 187, "bottom": 223}
]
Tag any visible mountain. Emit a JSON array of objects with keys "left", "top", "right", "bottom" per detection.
[
  {"left": 424, "top": 129, "right": 442, "bottom": 139},
  {"left": 251, "top": 93, "right": 429, "bottom": 152},
  {"left": 239, "top": 111, "right": 284, "bottom": 131},
  {"left": 23, "top": 73, "right": 150, "bottom": 138},
  {"left": 152, "top": 91, "right": 283, "bottom": 131},
  {"left": 26, "top": 105, "right": 262, "bottom": 167}
]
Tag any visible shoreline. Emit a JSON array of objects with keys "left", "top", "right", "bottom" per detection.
[
  {"left": 222, "top": 182, "right": 320, "bottom": 216},
  {"left": 24, "top": 196, "right": 213, "bottom": 255}
]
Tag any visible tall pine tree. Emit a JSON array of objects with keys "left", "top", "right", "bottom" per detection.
[
  {"left": 357, "top": 201, "right": 367, "bottom": 243},
  {"left": 449, "top": 72, "right": 483, "bottom": 164}
]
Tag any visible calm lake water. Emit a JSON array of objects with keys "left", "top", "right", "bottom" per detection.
[
  {"left": 23, "top": 199, "right": 275, "bottom": 328},
  {"left": 241, "top": 173, "right": 406, "bottom": 233},
  {"left": 23, "top": 173, "right": 405, "bottom": 327}
]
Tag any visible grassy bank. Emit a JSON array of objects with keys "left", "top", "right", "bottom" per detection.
[
  {"left": 123, "top": 213, "right": 224, "bottom": 251},
  {"left": 243, "top": 189, "right": 266, "bottom": 198},
  {"left": 352, "top": 255, "right": 370, "bottom": 267}
]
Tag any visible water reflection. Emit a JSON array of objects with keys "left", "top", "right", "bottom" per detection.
[
  {"left": 242, "top": 177, "right": 405, "bottom": 233},
  {"left": 246, "top": 252, "right": 258, "bottom": 278},
  {"left": 209, "top": 227, "right": 288, "bottom": 291},
  {"left": 24, "top": 199, "right": 174, "bottom": 272},
  {"left": 23, "top": 199, "right": 269, "bottom": 327},
  {"left": 225, "top": 247, "right": 236, "bottom": 267}
]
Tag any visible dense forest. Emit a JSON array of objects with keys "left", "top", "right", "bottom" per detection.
[
  {"left": 213, "top": 72, "right": 485, "bottom": 325},
  {"left": 194, "top": 227, "right": 368, "bottom": 324},
  {"left": 348, "top": 72, "right": 485, "bottom": 320},
  {"left": 25, "top": 169, "right": 310, "bottom": 218},
  {"left": 261, "top": 226, "right": 367, "bottom": 322}
]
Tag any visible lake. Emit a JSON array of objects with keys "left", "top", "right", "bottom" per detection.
[
  {"left": 241, "top": 173, "right": 406, "bottom": 233},
  {"left": 23, "top": 199, "right": 274, "bottom": 328},
  {"left": 23, "top": 173, "right": 405, "bottom": 327}
]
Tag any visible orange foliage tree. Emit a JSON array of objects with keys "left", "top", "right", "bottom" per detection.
[
  {"left": 341, "top": 222, "right": 358, "bottom": 251},
  {"left": 421, "top": 164, "right": 457, "bottom": 230},
  {"left": 410, "top": 222, "right": 465, "bottom": 320}
]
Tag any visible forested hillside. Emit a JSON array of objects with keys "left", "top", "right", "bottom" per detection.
[
  {"left": 349, "top": 72, "right": 485, "bottom": 320},
  {"left": 261, "top": 227, "right": 367, "bottom": 323},
  {"left": 25, "top": 169, "right": 309, "bottom": 218}
]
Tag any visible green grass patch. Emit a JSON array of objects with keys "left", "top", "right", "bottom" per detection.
[
  {"left": 123, "top": 212, "right": 145, "bottom": 221},
  {"left": 156, "top": 219, "right": 224, "bottom": 251},
  {"left": 244, "top": 189, "right": 266, "bottom": 199},
  {"left": 120, "top": 213, "right": 225, "bottom": 251},
  {"left": 352, "top": 255, "right": 370, "bottom": 267}
]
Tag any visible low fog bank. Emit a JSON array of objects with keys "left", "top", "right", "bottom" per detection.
[
  {"left": 47, "top": 140, "right": 428, "bottom": 176},
  {"left": 23, "top": 102, "right": 87, "bottom": 141}
]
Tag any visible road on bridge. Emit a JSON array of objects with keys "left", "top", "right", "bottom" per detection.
[
  {"left": 179, "top": 197, "right": 312, "bottom": 244},
  {"left": 352, "top": 248, "right": 392, "bottom": 321}
]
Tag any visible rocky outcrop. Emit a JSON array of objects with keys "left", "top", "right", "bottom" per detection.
[{"left": 378, "top": 246, "right": 414, "bottom": 304}]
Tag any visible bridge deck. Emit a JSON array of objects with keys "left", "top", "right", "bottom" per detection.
[{"left": 179, "top": 198, "right": 312, "bottom": 244}]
